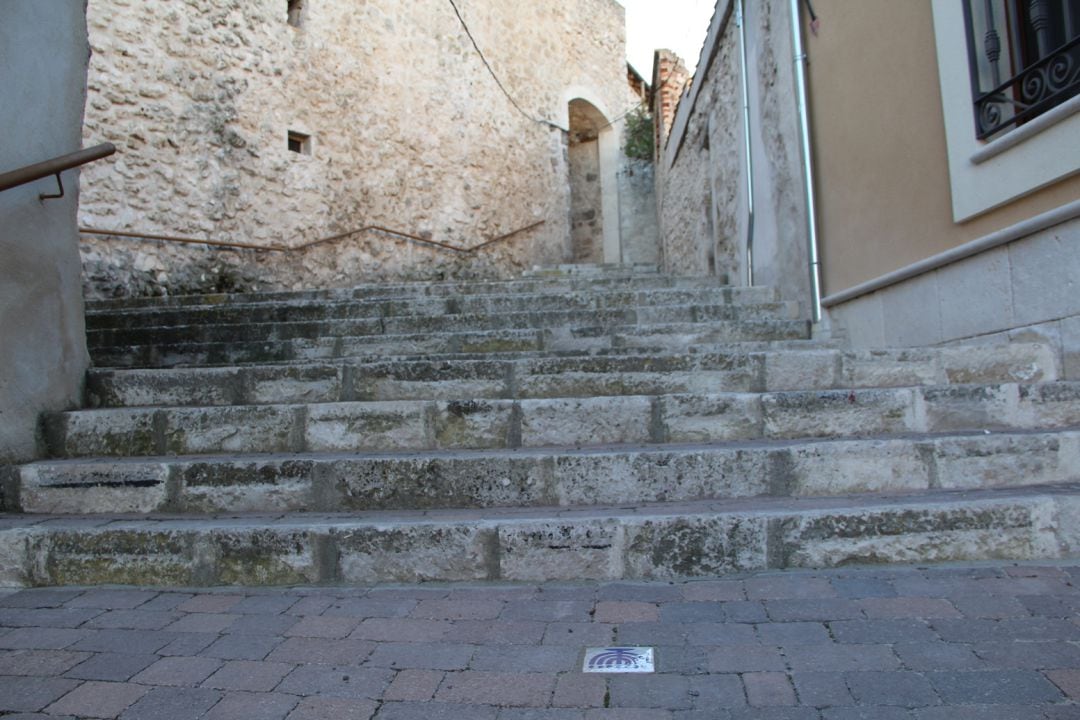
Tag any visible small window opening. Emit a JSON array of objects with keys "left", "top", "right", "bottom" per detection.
[
  {"left": 287, "top": 0, "right": 304, "bottom": 27},
  {"left": 288, "top": 131, "right": 311, "bottom": 155}
]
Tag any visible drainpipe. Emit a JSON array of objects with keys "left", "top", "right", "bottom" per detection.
[
  {"left": 790, "top": 0, "right": 823, "bottom": 322},
  {"left": 735, "top": 0, "right": 755, "bottom": 287}
]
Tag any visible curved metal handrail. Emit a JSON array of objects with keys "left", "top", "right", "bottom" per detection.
[
  {"left": 0, "top": 143, "right": 116, "bottom": 198},
  {"left": 79, "top": 219, "right": 545, "bottom": 256}
]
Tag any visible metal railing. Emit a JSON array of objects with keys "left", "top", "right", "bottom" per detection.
[
  {"left": 79, "top": 219, "right": 546, "bottom": 256},
  {"left": 0, "top": 143, "right": 116, "bottom": 200}
]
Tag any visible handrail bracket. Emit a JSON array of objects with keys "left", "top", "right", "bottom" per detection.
[{"left": 39, "top": 173, "right": 65, "bottom": 202}]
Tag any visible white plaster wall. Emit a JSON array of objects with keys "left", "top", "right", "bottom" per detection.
[
  {"left": 827, "top": 218, "right": 1080, "bottom": 380},
  {"left": 0, "top": 1, "right": 91, "bottom": 464},
  {"left": 79, "top": 0, "right": 627, "bottom": 298}
]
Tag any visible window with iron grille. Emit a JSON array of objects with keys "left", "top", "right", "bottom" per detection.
[{"left": 963, "top": 0, "right": 1080, "bottom": 139}]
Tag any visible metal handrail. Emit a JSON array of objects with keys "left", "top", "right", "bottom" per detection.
[
  {"left": 0, "top": 143, "right": 116, "bottom": 197},
  {"left": 79, "top": 219, "right": 545, "bottom": 256}
]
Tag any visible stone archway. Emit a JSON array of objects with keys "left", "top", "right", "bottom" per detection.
[{"left": 568, "top": 99, "right": 607, "bottom": 264}]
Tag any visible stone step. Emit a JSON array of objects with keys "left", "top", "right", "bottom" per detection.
[
  {"left": 89, "top": 320, "right": 814, "bottom": 369},
  {"left": 41, "top": 382, "right": 1080, "bottom": 458},
  {"left": 86, "top": 275, "right": 774, "bottom": 313},
  {"left": 86, "top": 304, "right": 803, "bottom": 350},
  {"left": 86, "top": 288, "right": 789, "bottom": 331},
  {"left": 3, "top": 482, "right": 1078, "bottom": 586},
  {"left": 15, "top": 428, "right": 1080, "bottom": 515},
  {"left": 84, "top": 343, "right": 1059, "bottom": 408}
]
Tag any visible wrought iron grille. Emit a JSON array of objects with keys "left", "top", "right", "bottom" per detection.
[{"left": 963, "top": 0, "right": 1080, "bottom": 139}]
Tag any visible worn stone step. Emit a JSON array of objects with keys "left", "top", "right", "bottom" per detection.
[
  {"left": 43, "top": 383, "right": 1080, "bottom": 459},
  {"left": 84, "top": 344, "right": 1059, "bottom": 408},
  {"left": 86, "top": 275, "right": 776, "bottom": 313},
  {"left": 3, "top": 482, "right": 1079, "bottom": 586},
  {"left": 89, "top": 320, "right": 814, "bottom": 369},
  {"left": 15, "top": 428, "right": 1080, "bottom": 515},
  {"left": 86, "top": 289, "right": 791, "bottom": 332}
]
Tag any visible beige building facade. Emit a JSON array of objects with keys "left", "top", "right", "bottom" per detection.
[
  {"left": 79, "top": 0, "right": 634, "bottom": 297},
  {"left": 654, "top": 0, "right": 1079, "bottom": 373}
]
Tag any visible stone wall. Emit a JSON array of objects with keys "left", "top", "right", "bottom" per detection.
[
  {"left": 0, "top": 1, "right": 91, "bottom": 466},
  {"left": 79, "top": 0, "right": 628, "bottom": 297}
]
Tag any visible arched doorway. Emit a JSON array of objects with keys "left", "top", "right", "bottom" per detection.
[{"left": 568, "top": 99, "right": 607, "bottom": 264}]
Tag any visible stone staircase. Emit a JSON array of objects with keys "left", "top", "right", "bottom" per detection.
[{"left": 3, "top": 264, "right": 1080, "bottom": 587}]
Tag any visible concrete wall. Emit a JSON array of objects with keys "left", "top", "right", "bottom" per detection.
[
  {"left": 0, "top": 1, "right": 91, "bottom": 465},
  {"left": 79, "top": 0, "right": 628, "bottom": 298},
  {"left": 653, "top": 0, "right": 811, "bottom": 316}
]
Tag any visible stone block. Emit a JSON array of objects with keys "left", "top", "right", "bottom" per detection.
[
  {"left": 881, "top": 272, "right": 944, "bottom": 347},
  {"left": 335, "top": 525, "right": 493, "bottom": 584},
  {"left": 432, "top": 400, "right": 514, "bottom": 449},
  {"left": 762, "top": 388, "right": 915, "bottom": 439},
  {"left": 519, "top": 396, "right": 652, "bottom": 447},
  {"left": 306, "top": 402, "right": 428, "bottom": 452},
  {"left": 1010, "top": 222, "right": 1080, "bottom": 326},
  {"left": 499, "top": 522, "right": 623, "bottom": 582},
  {"left": 19, "top": 461, "right": 170, "bottom": 514},
  {"left": 932, "top": 431, "right": 1080, "bottom": 490},
  {"left": 622, "top": 515, "right": 768, "bottom": 579},
  {"left": 660, "top": 393, "right": 763, "bottom": 442},
  {"left": 937, "top": 245, "right": 1014, "bottom": 340},
  {"left": 167, "top": 406, "right": 296, "bottom": 454}
]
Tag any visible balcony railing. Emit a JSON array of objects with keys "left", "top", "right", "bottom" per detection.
[{"left": 963, "top": 0, "right": 1080, "bottom": 140}]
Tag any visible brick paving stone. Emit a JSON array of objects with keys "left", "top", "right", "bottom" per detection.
[
  {"left": 722, "top": 601, "right": 769, "bottom": 623},
  {"left": 365, "top": 586, "right": 450, "bottom": 601},
  {"left": 608, "top": 674, "right": 692, "bottom": 710},
  {"left": 352, "top": 617, "right": 452, "bottom": 642},
  {"left": 131, "top": 656, "right": 224, "bottom": 687},
  {"left": 229, "top": 595, "right": 300, "bottom": 615},
  {"left": 680, "top": 580, "right": 745, "bottom": 602},
  {"left": 65, "top": 590, "right": 156, "bottom": 610},
  {"left": 322, "top": 599, "right": 416, "bottom": 618},
  {"left": 784, "top": 644, "right": 899, "bottom": 672},
  {"left": 448, "top": 586, "right": 539, "bottom": 602},
  {"left": 725, "top": 708, "right": 819, "bottom": 719},
  {"left": 594, "top": 601, "right": 658, "bottom": 623},
  {"left": 201, "top": 659, "right": 294, "bottom": 691},
  {"left": 654, "top": 645, "right": 710, "bottom": 674},
  {"left": 892, "top": 642, "right": 984, "bottom": 671},
  {"left": 436, "top": 670, "right": 555, "bottom": 707},
  {"left": 828, "top": 619, "right": 938, "bottom": 644},
  {"left": 1046, "top": 668, "right": 1080, "bottom": 699},
  {"left": 756, "top": 622, "right": 830, "bottom": 646},
  {"left": 0, "top": 607, "right": 103, "bottom": 628},
  {"left": 843, "top": 670, "right": 940, "bottom": 707},
  {"left": 412, "top": 599, "right": 504, "bottom": 621},
  {"left": 683, "top": 622, "right": 758, "bottom": 646},
  {"left": 829, "top": 577, "right": 897, "bottom": 599},
  {"left": 72, "top": 629, "right": 177, "bottom": 655},
  {"left": 498, "top": 710, "right": 586, "bottom": 720},
  {"left": 46, "top": 680, "right": 149, "bottom": 718},
  {"left": 285, "top": 696, "right": 378, "bottom": 720},
  {"left": 585, "top": 710, "right": 673, "bottom": 720},
  {"left": 119, "top": 686, "right": 223, "bottom": 720},
  {"left": 382, "top": 668, "right": 445, "bottom": 701},
  {"left": 136, "top": 593, "right": 193, "bottom": 612},
  {"left": 746, "top": 576, "right": 836, "bottom": 601},
  {"left": 443, "top": 620, "right": 546, "bottom": 645},
  {"left": 265, "top": 636, "right": 374, "bottom": 665},
  {"left": 597, "top": 584, "right": 684, "bottom": 603},
  {"left": 201, "top": 690, "right": 298, "bottom": 720},
  {"left": 790, "top": 671, "right": 854, "bottom": 707},
  {"left": 542, "top": 622, "right": 615, "bottom": 646},
  {"left": 157, "top": 632, "right": 217, "bottom": 657},
  {"left": 65, "top": 652, "right": 159, "bottom": 681},
  {"left": 470, "top": 644, "right": 578, "bottom": 673},
  {"left": 0, "top": 628, "right": 90, "bottom": 650},
  {"left": 687, "top": 673, "right": 745, "bottom": 709},
  {"left": 284, "top": 615, "right": 360, "bottom": 638},
  {"left": 377, "top": 701, "right": 499, "bottom": 720},
  {"left": 822, "top": 709, "right": 913, "bottom": 720},
  {"left": 534, "top": 585, "right": 600, "bottom": 602},
  {"left": 276, "top": 665, "right": 393, "bottom": 698},
  {"left": 0, "top": 649, "right": 90, "bottom": 676},
  {"left": 285, "top": 596, "right": 336, "bottom": 616},
  {"left": 858, "top": 597, "right": 961, "bottom": 619},
  {"left": 927, "top": 670, "right": 1064, "bottom": 704},
  {"left": 175, "top": 595, "right": 243, "bottom": 614},
  {"left": 0, "top": 589, "right": 84, "bottom": 608},
  {"left": 366, "top": 641, "right": 475, "bottom": 670},
  {"left": 765, "top": 599, "right": 864, "bottom": 623},
  {"left": 226, "top": 613, "right": 299, "bottom": 636},
  {"left": 86, "top": 610, "right": 182, "bottom": 631},
  {"left": 933, "top": 617, "right": 1080, "bottom": 642},
  {"left": 672, "top": 712, "right": 732, "bottom": 720},
  {"left": 1016, "top": 594, "right": 1080, "bottom": 617},
  {"left": 165, "top": 613, "right": 239, "bottom": 634},
  {"left": 971, "top": 641, "right": 1080, "bottom": 669},
  {"left": 613, "top": 621, "right": 683, "bottom": 645},
  {"left": 658, "top": 603, "right": 725, "bottom": 624},
  {"left": 948, "top": 593, "right": 1030, "bottom": 618},
  {"left": 552, "top": 673, "right": 606, "bottom": 707},
  {"left": 743, "top": 672, "right": 797, "bottom": 706},
  {"left": 502, "top": 600, "right": 594, "bottom": 622},
  {"left": 913, "top": 705, "right": 1054, "bottom": 719},
  {"left": 708, "top": 645, "right": 787, "bottom": 672},
  {"left": 200, "top": 633, "right": 285, "bottom": 661},
  {"left": 0, "top": 677, "right": 80, "bottom": 713}
]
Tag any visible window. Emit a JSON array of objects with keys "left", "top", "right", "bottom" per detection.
[
  {"left": 287, "top": 131, "right": 311, "bottom": 155},
  {"left": 963, "top": 0, "right": 1080, "bottom": 139},
  {"left": 287, "top": 0, "right": 304, "bottom": 28}
]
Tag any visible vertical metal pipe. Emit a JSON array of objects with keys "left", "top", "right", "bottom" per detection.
[
  {"left": 790, "top": 0, "right": 823, "bottom": 322},
  {"left": 736, "top": 0, "right": 755, "bottom": 287}
]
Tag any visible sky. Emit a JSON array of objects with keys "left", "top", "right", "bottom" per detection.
[{"left": 617, "top": 0, "right": 716, "bottom": 77}]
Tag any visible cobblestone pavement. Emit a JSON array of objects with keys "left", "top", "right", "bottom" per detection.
[{"left": 3, "top": 563, "right": 1080, "bottom": 719}]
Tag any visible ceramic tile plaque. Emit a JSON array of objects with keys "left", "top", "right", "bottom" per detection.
[{"left": 582, "top": 646, "right": 655, "bottom": 673}]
